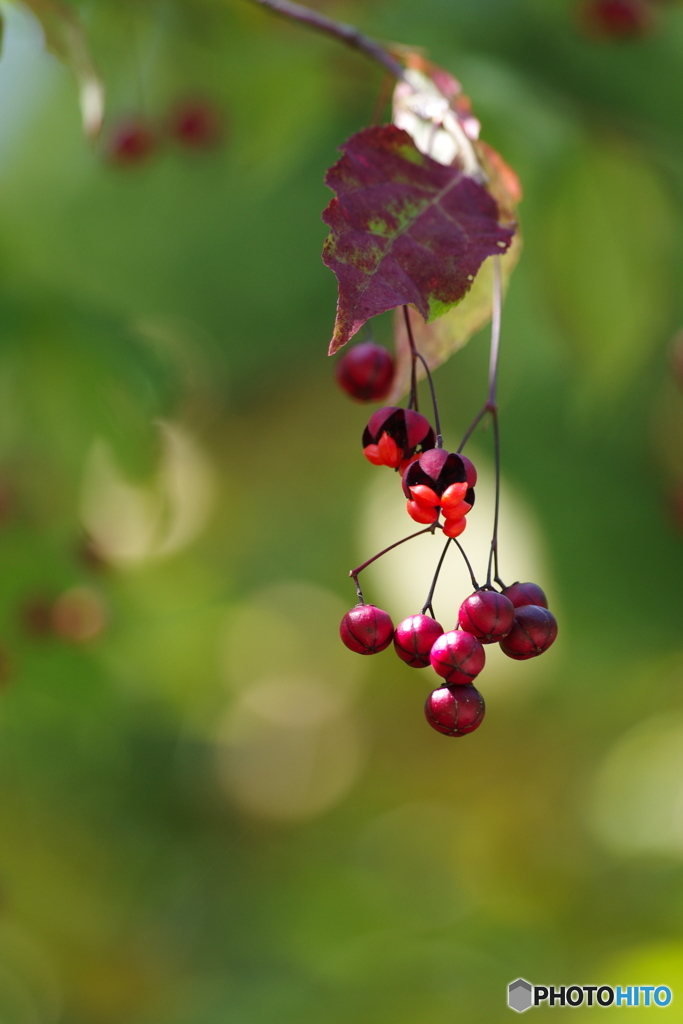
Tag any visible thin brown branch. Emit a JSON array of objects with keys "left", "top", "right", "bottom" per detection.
[{"left": 247, "top": 0, "right": 407, "bottom": 81}]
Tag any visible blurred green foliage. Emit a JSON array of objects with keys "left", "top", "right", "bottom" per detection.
[{"left": 0, "top": 0, "right": 680, "bottom": 1021}]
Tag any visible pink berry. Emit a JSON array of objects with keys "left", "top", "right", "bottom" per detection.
[
  {"left": 499, "top": 606, "right": 558, "bottom": 660},
  {"left": 336, "top": 342, "right": 395, "bottom": 402},
  {"left": 424, "top": 684, "right": 485, "bottom": 736},
  {"left": 429, "top": 630, "right": 485, "bottom": 685},
  {"left": 171, "top": 99, "right": 223, "bottom": 149},
  {"left": 460, "top": 454, "right": 477, "bottom": 488},
  {"left": 502, "top": 581, "right": 548, "bottom": 609},
  {"left": 340, "top": 604, "right": 394, "bottom": 655},
  {"left": 458, "top": 590, "right": 515, "bottom": 644},
  {"left": 393, "top": 614, "right": 444, "bottom": 668},
  {"left": 107, "top": 119, "right": 156, "bottom": 165}
]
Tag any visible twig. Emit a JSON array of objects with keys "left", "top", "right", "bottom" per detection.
[
  {"left": 247, "top": 0, "right": 407, "bottom": 81},
  {"left": 350, "top": 525, "right": 437, "bottom": 602}
]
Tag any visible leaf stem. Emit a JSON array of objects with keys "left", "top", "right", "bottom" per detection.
[
  {"left": 350, "top": 524, "right": 437, "bottom": 603},
  {"left": 246, "top": 0, "right": 407, "bottom": 81},
  {"left": 453, "top": 538, "right": 479, "bottom": 591}
]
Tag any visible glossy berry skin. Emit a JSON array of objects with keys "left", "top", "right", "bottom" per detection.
[
  {"left": 393, "top": 614, "right": 444, "bottom": 668},
  {"left": 107, "top": 120, "right": 156, "bottom": 165},
  {"left": 424, "top": 684, "right": 485, "bottom": 736},
  {"left": 336, "top": 342, "right": 395, "bottom": 402},
  {"left": 362, "top": 407, "right": 435, "bottom": 471},
  {"left": 499, "top": 605, "right": 558, "bottom": 660},
  {"left": 429, "top": 630, "right": 485, "bottom": 685},
  {"left": 403, "top": 448, "right": 476, "bottom": 536},
  {"left": 458, "top": 590, "right": 515, "bottom": 644},
  {"left": 502, "top": 581, "right": 548, "bottom": 610},
  {"left": 340, "top": 604, "right": 394, "bottom": 655},
  {"left": 578, "top": 0, "right": 653, "bottom": 38},
  {"left": 460, "top": 454, "right": 478, "bottom": 489},
  {"left": 171, "top": 99, "right": 223, "bottom": 148}
]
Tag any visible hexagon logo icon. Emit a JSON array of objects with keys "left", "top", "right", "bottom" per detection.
[{"left": 508, "top": 978, "right": 533, "bottom": 1012}]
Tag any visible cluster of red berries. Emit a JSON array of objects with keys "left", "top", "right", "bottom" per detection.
[
  {"left": 334, "top": 337, "right": 558, "bottom": 738},
  {"left": 340, "top": 582, "right": 557, "bottom": 737},
  {"left": 107, "top": 99, "right": 223, "bottom": 166}
]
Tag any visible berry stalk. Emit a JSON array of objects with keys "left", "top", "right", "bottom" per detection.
[
  {"left": 403, "top": 305, "right": 443, "bottom": 446},
  {"left": 420, "top": 537, "right": 451, "bottom": 617},
  {"left": 349, "top": 524, "right": 437, "bottom": 602}
]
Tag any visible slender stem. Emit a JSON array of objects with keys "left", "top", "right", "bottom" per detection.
[
  {"left": 403, "top": 305, "right": 419, "bottom": 412},
  {"left": 349, "top": 525, "right": 437, "bottom": 603},
  {"left": 247, "top": 0, "right": 407, "bottom": 80},
  {"left": 415, "top": 352, "right": 442, "bottom": 445},
  {"left": 486, "top": 407, "right": 501, "bottom": 587},
  {"left": 453, "top": 539, "right": 479, "bottom": 591},
  {"left": 457, "top": 256, "right": 503, "bottom": 454},
  {"left": 487, "top": 256, "right": 502, "bottom": 406},
  {"left": 485, "top": 259, "right": 503, "bottom": 587},
  {"left": 402, "top": 306, "right": 443, "bottom": 444},
  {"left": 421, "top": 538, "right": 451, "bottom": 615},
  {"left": 457, "top": 403, "right": 491, "bottom": 454}
]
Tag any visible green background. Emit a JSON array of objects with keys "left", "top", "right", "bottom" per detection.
[{"left": 0, "top": 0, "right": 681, "bottom": 1019}]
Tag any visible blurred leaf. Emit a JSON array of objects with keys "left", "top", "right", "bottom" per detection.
[
  {"left": 322, "top": 125, "right": 514, "bottom": 353},
  {"left": 0, "top": 297, "right": 177, "bottom": 477},
  {"left": 546, "top": 138, "right": 676, "bottom": 393},
  {"left": 18, "top": 0, "right": 104, "bottom": 138},
  {"left": 387, "top": 58, "right": 523, "bottom": 396}
]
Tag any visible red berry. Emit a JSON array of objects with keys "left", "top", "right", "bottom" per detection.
[
  {"left": 393, "top": 614, "right": 444, "bottom": 668},
  {"left": 502, "top": 581, "right": 548, "bottom": 609},
  {"left": 460, "top": 454, "right": 477, "bottom": 488},
  {"left": 424, "top": 684, "right": 485, "bottom": 736},
  {"left": 499, "top": 605, "right": 558, "bottom": 660},
  {"left": 429, "top": 630, "right": 485, "bottom": 685},
  {"left": 403, "top": 448, "right": 476, "bottom": 533},
  {"left": 578, "top": 0, "right": 654, "bottom": 38},
  {"left": 362, "top": 407, "right": 435, "bottom": 470},
  {"left": 458, "top": 590, "right": 515, "bottom": 644},
  {"left": 107, "top": 119, "right": 156, "bottom": 165},
  {"left": 171, "top": 99, "right": 223, "bottom": 149},
  {"left": 336, "top": 342, "right": 395, "bottom": 402},
  {"left": 340, "top": 604, "right": 394, "bottom": 655}
]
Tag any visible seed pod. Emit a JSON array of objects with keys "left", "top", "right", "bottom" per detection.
[
  {"left": 499, "top": 605, "right": 558, "bottom": 660},
  {"left": 424, "top": 684, "right": 485, "bottom": 736},
  {"left": 458, "top": 590, "right": 515, "bottom": 643},
  {"left": 340, "top": 604, "right": 394, "bottom": 654},
  {"left": 429, "top": 630, "right": 485, "bottom": 685},
  {"left": 393, "top": 614, "right": 444, "bottom": 668}
]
